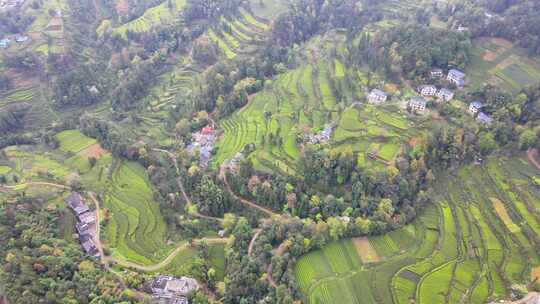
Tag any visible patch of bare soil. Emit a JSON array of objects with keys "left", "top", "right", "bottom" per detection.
[
  {"left": 352, "top": 237, "right": 380, "bottom": 263},
  {"left": 78, "top": 143, "right": 107, "bottom": 159}
]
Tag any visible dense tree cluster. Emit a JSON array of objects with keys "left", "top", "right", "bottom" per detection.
[
  {"left": 441, "top": 0, "right": 540, "bottom": 56},
  {"left": 352, "top": 26, "right": 471, "bottom": 81},
  {"left": 0, "top": 198, "right": 127, "bottom": 303},
  {"left": 0, "top": 10, "right": 35, "bottom": 34},
  {"left": 183, "top": 0, "right": 243, "bottom": 24}
]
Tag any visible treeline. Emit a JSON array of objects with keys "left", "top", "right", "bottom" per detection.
[
  {"left": 0, "top": 9, "right": 35, "bottom": 34},
  {"left": 190, "top": 0, "right": 387, "bottom": 119},
  {"left": 352, "top": 25, "right": 471, "bottom": 81},
  {"left": 441, "top": 0, "right": 540, "bottom": 56},
  {"left": 0, "top": 198, "right": 130, "bottom": 303}
]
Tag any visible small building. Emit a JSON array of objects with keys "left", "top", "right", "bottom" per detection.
[
  {"left": 447, "top": 69, "right": 466, "bottom": 87},
  {"left": 468, "top": 101, "right": 483, "bottom": 115},
  {"left": 201, "top": 126, "right": 213, "bottom": 135},
  {"left": 430, "top": 68, "right": 443, "bottom": 78},
  {"left": 79, "top": 234, "right": 99, "bottom": 257},
  {"left": 66, "top": 192, "right": 90, "bottom": 216},
  {"left": 408, "top": 97, "right": 427, "bottom": 114},
  {"left": 227, "top": 152, "right": 243, "bottom": 172},
  {"left": 78, "top": 212, "right": 96, "bottom": 226},
  {"left": 151, "top": 276, "right": 199, "bottom": 304},
  {"left": 368, "top": 89, "right": 388, "bottom": 104},
  {"left": 437, "top": 88, "right": 454, "bottom": 102},
  {"left": 0, "top": 38, "right": 11, "bottom": 48},
  {"left": 476, "top": 112, "right": 493, "bottom": 125},
  {"left": 15, "top": 35, "right": 28, "bottom": 43},
  {"left": 419, "top": 85, "right": 437, "bottom": 97}
]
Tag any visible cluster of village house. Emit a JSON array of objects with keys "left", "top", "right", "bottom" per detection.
[
  {"left": 65, "top": 192, "right": 100, "bottom": 258},
  {"left": 150, "top": 275, "right": 199, "bottom": 304},
  {"left": 187, "top": 125, "right": 216, "bottom": 168},
  {"left": 368, "top": 68, "right": 492, "bottom": 125},
  {"left": 0, "top": 35, "right": 28, "bottom": 49}
]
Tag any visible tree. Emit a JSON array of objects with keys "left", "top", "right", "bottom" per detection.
[
  {"left": 519, "top": 130, "right": 537, "bottom": 150},
  {"left": 479, "top": 132, "right": 498, "bottom": 155}
]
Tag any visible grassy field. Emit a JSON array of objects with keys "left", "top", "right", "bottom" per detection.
[
  {"left": 294, "top": 155, "right": 540, "bottom": 304},
  {"left": 55, "top": 129, "right": 97, "bottom": 153}
]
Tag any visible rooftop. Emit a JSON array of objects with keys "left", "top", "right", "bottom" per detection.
[
  {"left": 448, "top": 69, "right": 466, "bottom": 79},
  {"left": 370, "top": 89, "right": 387, "bottom": 97},
  {"left": 470, "top": 101, "right": 484, "bottom": 108}
]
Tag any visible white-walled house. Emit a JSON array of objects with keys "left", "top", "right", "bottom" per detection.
[
  {"left": 368, "top": 89, "right": 388, "bottom": 104},
  {"left": 437, "top": 88, "right": 454, "bottom": 102}
]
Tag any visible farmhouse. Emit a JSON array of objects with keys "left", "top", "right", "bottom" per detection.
[
  {"left": 469, "top": 101, "right": 484, "bottom": 115},
  {"left": 15, "top": 35, "right": 28, "bottom": 43},
  {"left": 431, "top": 68, "right": 443, "bottom": 78},
  {"left": 476, "top": 112, "right": 493, "bottom": 125},
  {"left": 187, "top": 125, "right": 217, "bottom": 169},
  {"left": 65, "top": 192, "right": 100, "bottom": 258},
  {"left": 368, "top": 89, "right": 388, "bottom": 104},
  {"left": 437, "top": 88, "right": 454, "bottom": 102},
  {"left": 447, "top": 69, "right": 466, "bottom": 87},
  {"left": 227, "top": 152, "right": 244, "bottom": 172},
  {"left": 151, "top": 276, "right": 199, "bottom": 304},
  {"left": 408, "top": 97, "right": 427, "bottom": 114},
  {"left": 418, "top": 85, "right": 437, "bottom": 97},
  {"left": 306, "top": 123, "right": 335, "bottom": 144},
  {"left": 66, "top": 192, "right": 90, "bottom": 215},
  {"left": 79, "top": 234, "right": 99, "bottom": 258}
]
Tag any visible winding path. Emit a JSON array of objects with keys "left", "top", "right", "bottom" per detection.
[
  {"left": 152, "top": 148, "right": 224, "bottom": 223},
  {"left": 0, "top": 181, "right": 70, "bottom": 191},
  {"left": 527, "top": 148, "right": 540, "bottom": 171},
  {"left": 219, "top": 165, "right": 279, "bottom": 217},
  {"left": 105, "top": 238, "right": 227, "bottom": 272}
]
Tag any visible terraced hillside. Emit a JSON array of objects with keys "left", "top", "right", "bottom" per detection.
[
  {"left": 214, "top": 37, "right": 431, "bottom": 174},
  {"left": 206, "top": 8, "right": 269, "bottom": 59},
  {"left": 104, "top": 161, "right": 171, "bottom": 265},
  {"left": 113, "top": 0, "right": 187, "bottom": 36},
  {"left": 294, "top": 155, "right": 540, "bottom": 304}
]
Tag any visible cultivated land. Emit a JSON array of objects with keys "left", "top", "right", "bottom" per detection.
[
  {"left": 468, "top": 37, "right": 540, "bottom": 93},
  {"left": 294, "top": 155, "right": 540, "bottom": 304},
  {"left": 214, "top": 35, "right": 431, "bottom": 174}
]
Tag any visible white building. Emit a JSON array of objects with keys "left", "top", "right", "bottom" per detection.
[
  {"left": 448, "top": 69, "right": 466, "bottom": 87},
  {"left": 469, "top": 101, "right": 483, "bottom": 115},
  {"left": 368, "top": 89, "right": 388, "bottom": 104},
  {"left": 419, "top": 85, "right": 437, "bottom": 97},
  {"left": 437, "top": 88, "right": 454, "bottom": 102},
  {"left": 476, "top": 112, "right": 493, "bottom": 125},
  {"left": 408, "top": 97, "right": 427, "bottom": 114},
  {"left": 431, "top": 68, "right": 443, "bottom": 78}
]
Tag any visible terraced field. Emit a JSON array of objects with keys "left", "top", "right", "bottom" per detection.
[
  {"left": 214, "top": 40, "right": 430, "bottom": 173},
  {"left": 104, "top": 162, "right": 171, "bottom": 265},
  {"left": 206, "top": 9, "right": 269, "bottom": 59},
  {"left": 294, "top": 155, "right": 540, "bottom": 303},
  {"left": 114, "top": 0, "right": 187, "bottom": 36}
]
